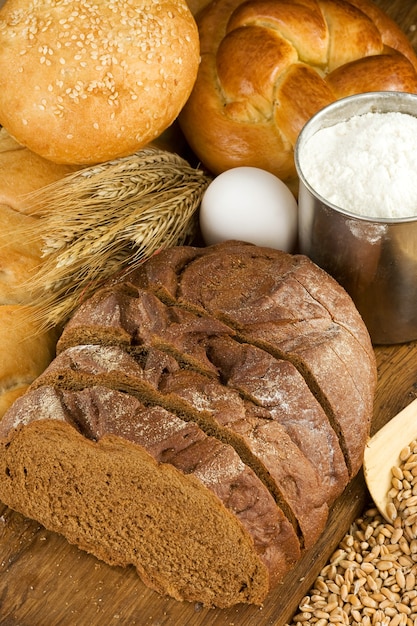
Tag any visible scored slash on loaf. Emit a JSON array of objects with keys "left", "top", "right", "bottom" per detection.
[{"left": 0, "top": 241, "right": 377, "bottom": 608}]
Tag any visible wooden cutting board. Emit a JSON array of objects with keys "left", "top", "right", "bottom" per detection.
[{"left": 1, "top": 1, "right": 417, "bottom": 625}]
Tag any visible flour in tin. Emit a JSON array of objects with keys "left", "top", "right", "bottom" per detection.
[{"left": 299, "top": 111, "right": 417, "bottom": 219}]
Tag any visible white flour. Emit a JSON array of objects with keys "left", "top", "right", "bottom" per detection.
[{"left": 299, "top": 111, "right": 417, "bottom": 219}]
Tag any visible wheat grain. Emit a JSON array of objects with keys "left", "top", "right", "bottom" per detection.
[{"left": 287, "top": 437, "right": 417, "bottom": 626}]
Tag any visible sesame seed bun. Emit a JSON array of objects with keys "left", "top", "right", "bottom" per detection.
[{"left": 0, "top": 0, "right": 199, "bottom": 164}]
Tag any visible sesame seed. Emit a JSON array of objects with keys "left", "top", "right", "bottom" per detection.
[{"left": 1, "top": 0, "right": 193, "bottom": 130}]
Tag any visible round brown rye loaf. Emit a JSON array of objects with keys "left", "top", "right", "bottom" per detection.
[{"left": 0, "top": 240, "right": 377, "bottom": 607}]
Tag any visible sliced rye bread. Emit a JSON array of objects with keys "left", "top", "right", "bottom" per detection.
[
  {"left": 0, "top": 241, "right": 377, "bottom": 607},
  {"left": 57, "top": 244, "right": 375, "bottom": 477},
  {"left": 0, "top": 384, "right": 300, "bottom": 607},
  {"left": 32, "top": 342, "right": 332, "bottom": 549}
]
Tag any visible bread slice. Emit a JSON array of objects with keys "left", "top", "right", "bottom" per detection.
[{"left": 0, "top": 384, "right": 300, "bottom": 607}]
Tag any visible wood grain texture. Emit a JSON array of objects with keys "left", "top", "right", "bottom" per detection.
[
  {"left": 1, "top": 1, "right": 417, "bottom": 624},
  {"left": 364, "top": 398, "right": 417, "bottom": 520}
]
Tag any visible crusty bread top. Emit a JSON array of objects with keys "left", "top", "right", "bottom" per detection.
[
  {"left": 0, "top": 0, "right": 199, "bottom": 164},
  {"left": 113, "top": 240, "right": 377, "bottom": 476},
  {"left": 179, "top": 0, "right": 417, "bottom": 186}
]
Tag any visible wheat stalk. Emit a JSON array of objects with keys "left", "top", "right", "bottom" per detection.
[{"left": 11, "top": 147, "right": 211, "bottom": 330}]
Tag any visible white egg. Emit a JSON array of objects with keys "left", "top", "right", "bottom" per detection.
[{"left": 199, "top": 166, "right": 298, "bottom": 252}]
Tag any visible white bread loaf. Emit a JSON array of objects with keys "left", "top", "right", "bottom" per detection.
[
  {"left": 0, "top": 129, "right": 76, "bottom": 418},
  {"left": 0, "top": 306, "right": 57, "bottom": 419},
  {"left": 0, "top": 0, "right": 200, "bottom": 165}
]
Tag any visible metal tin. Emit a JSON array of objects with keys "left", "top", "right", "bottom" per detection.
[{"left": 295, "top": 92, "right": 417, "bottom": 345}]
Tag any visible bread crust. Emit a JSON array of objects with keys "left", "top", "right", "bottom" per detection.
[
  {"left": 179, "top": 0, "right": 417, "bottom": 186},
  {"left": 124, "top": 240, "right": 377, "bottom": 476},
  {"left": 0, "top": 0, "right": 199, "bottom": 164}
]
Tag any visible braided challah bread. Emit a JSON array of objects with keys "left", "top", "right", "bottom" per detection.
[{"left": 179, "top": 0, "right": 417, "bottom": 189}]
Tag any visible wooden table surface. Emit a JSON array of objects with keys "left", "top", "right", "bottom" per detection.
[{"left": 2, "top": 1, "right": 417, "bottom": 625}]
